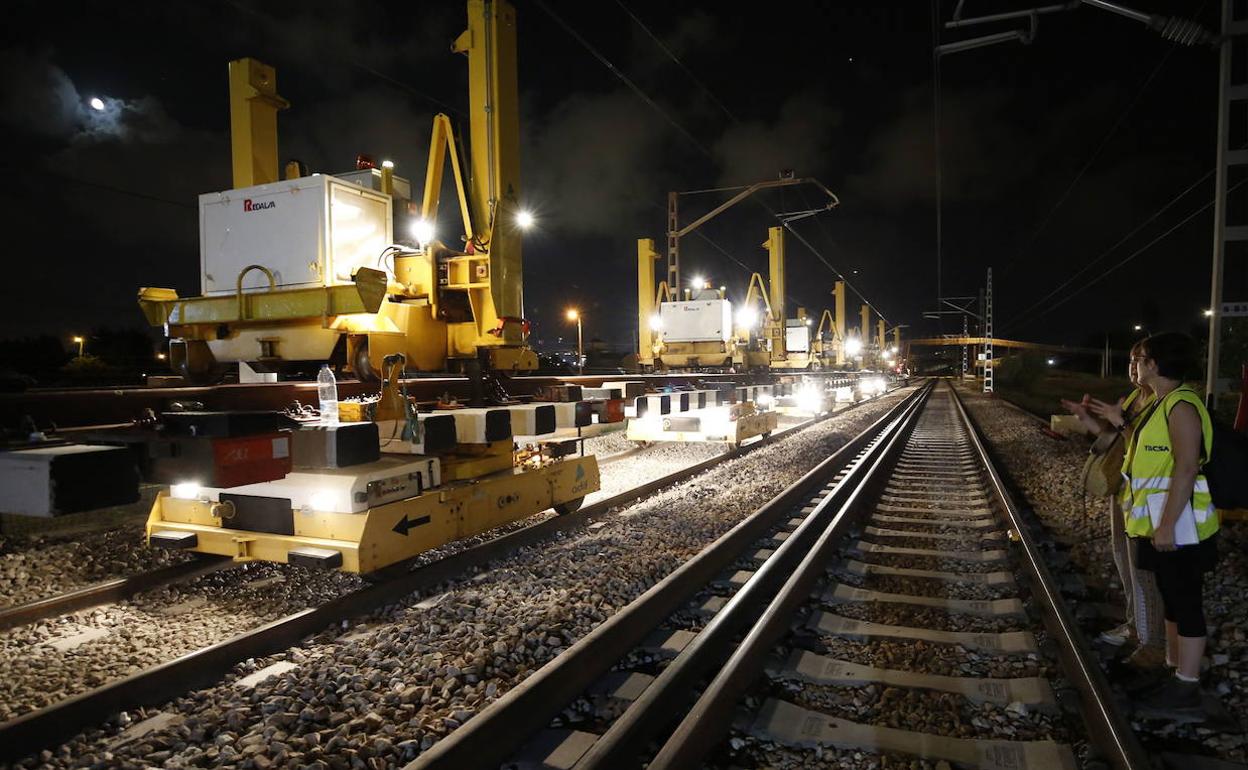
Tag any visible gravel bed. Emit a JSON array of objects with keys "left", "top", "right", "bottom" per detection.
[
  {"left": 583, "top": 413, "right": 811, "bottom": 505},
  {"left": 813, "top": 635, "right": 1047, "bottom": 680},
  {"left": 835, "top": 569, "right": 1014, "bottom": 601},
  {"left": 865, "top": 518, "right": 999, "bottom": 536},
  {"left": 854, "top": 551, "right": 1007, "bottom": 574},
  {"left": 716, "top": 736, "right": 947, "bottom": 769},
  {"left": 7, "top": 391, "right": 914, "bottom": 769},
  {"left": 0, "top": 522, "right": 195, "bottom": 611},
  {"left": 823, "top": 597, "right": 1020, "bottom": 635},
  {"left": 0, "top": 414, "right": 806, "bottom": 723},
  {"left": 0, "top": 562, "right": 364, "bottom": 721},
  {"left": 961, "top": 387, "right": 1248, "bottom": 761},
  {"left": 859, "top": 532, "right": 992, "bottom": 552},
  {"left": 783, "top": 681, "right": 1068, "bottom": 742}
]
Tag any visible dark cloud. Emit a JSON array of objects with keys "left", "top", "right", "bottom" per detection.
[
  {"left": 0, "top": 49, "right": 81, "bottom": 138},
  {"left": 713, "top": 91, "right": 842, "bottom": 186},
  {"left": 524, "top": 89, "right": 668, "bottom": 236},
  {"left": 847, "top": 86, "right": 1024, "bottom": 205}
]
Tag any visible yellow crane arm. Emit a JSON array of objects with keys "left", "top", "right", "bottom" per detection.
[
  {"left": 743, "top": 272, "right": 775, "bottom": 320},
  {"left": 815, "top": 308, "right": 840, "bottom": 342},
  {"left": 420, "top": 114, "right": 476, "bottom": 247}
]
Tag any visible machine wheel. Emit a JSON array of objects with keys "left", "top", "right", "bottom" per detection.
[
  {"left": 176, "top": 348, "right": 222, "bottom": 385},
  {"left": 554, "top": 497, "right": 585, "bottom": 516},
  {"left": 360, "top": 561, "right": 412, "bottom": 583},
  {"left": 353, "top": 340, "right": 380, "bottom": 382}
]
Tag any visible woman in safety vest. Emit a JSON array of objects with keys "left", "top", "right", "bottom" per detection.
[
  {"left": 1061, "top": 341, "right": 1165, "bottom": 670},
  {"left": 1121, "top": 332, "right": 1218, "bottom": 713}
]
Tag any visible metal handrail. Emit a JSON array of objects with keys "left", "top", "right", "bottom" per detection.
[{"left": 235, "top": 264, "right": 276, "bottom": 320}]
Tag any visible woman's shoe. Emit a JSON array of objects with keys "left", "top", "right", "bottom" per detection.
[
  {"left": 1098, "top": 622, "right": 1136, "bottom": 647},
  {"left": 1133, "top": 676, "right": 1204, "bottom": 718}
]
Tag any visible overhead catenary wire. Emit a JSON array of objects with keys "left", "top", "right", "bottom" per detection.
[
  {"left": 612, "top": 0, "right": 740, "bottom": 125},
  {"left": 537, "top": 0, "right": 890, "bottom": 324},
  {"left": 1002, "top": 27, "right": 1187, "bottom": 276},
  {"left": 796, "top": 188, "right": 891, "bottom": 324},
  {"left": 1007, "top": 175, "right": 1244, "bottom": 328},
  {"left": 217, "top": 0, "right": 468, "bottom": 118},
  {"left": 1003, "top": 164, "right": 1218, "bottom": 332},
  {"left": 531, "top": 0, "right": 716, "bottom": 161},
  {"left": 4, "top": 163, "right": 196, "bottom": 210}
]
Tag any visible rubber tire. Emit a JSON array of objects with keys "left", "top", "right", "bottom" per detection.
[
  {"left": 554, "top": 497, "right": 585, "bottom": 516},
  {"left": 353, "top": 341, "right": 379, "bottom": 383}
]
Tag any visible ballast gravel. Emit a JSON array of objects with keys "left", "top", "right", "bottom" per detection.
[
  {"left": 960, "top": 387, "right": 1248, "bottom": 763},
  {"left": 5, "top": 389, "right": 912, "bottom": 769}
]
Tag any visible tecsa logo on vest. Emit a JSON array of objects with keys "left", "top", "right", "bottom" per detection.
[
  {"left": 243, "top": 199, "right": 276, "bottom": 212},
  {"left": 1143, "top": 445, "right": 1169, "bottom": 452}
]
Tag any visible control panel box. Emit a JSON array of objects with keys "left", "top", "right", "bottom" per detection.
[
  {"left": 199, "top": 174, "right": 392, "bottom": 296},
  {"left": 785, "top": 325, "right": 811, "bottom": 353},
  {"left": 659, "top": 300, "right": 732, "bottom": 342}
]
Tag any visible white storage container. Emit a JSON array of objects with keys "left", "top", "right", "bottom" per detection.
[
  {"left": 199, "top": 175, "right": 392, "bottom": 296},
  {"left": 335, "top": 168, "right": 412, "bottom": 200},
  {"left": 785, "top": 325, "right": 811, "bottom": 353},
  {"left": 659, "top": 300, "right": 732, "bottom": 342}
]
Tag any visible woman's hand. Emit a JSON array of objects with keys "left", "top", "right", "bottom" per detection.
[
  {"left": 1060, "top": 395, "right": 1103, "bottom": 435},
  {"left": 1153, "top": 522, "right": 1177, "bottom": 552},
  {"left": 1088, "top": 396, "right": 1127, "bottom": 428}
]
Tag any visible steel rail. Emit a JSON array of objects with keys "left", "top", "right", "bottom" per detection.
[
  {"left": 0, "top": 386, "right": 894, "bottom": 764},
  {"left": 0, "top": 372, "right": 862, "bottom": 430},
  {"left": 404, "top": 384, "right": 930, "bottom": 769},
  {"left": 646, "top": 381, "right": 1149, "bottom": 769},
  {"left": 948, "top": 382, "right": 1150, "bottom": 770},
  {"left": 642, "top": 383, "right": 926, "bottom": 770},
  {"left": 576, "top": 383, "right": 930, "bottom": 769},
  {"left": 0, "top": 556, "right": 231, "bottom": 632}
]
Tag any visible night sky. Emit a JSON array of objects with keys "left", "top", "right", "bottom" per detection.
[{"left": 0, "top": 0, "right": 1237, "bottom": 357}]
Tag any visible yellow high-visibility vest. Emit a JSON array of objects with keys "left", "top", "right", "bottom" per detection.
[{"left": 1121, "top": 385, "right": 1218, "bottom": 542}]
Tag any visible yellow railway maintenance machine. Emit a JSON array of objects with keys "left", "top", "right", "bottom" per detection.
[
  {"left": 140, "top": 1, "right": 536, "bottom": 380},
  {"left": 143, "top": 0, "right": 602, "bottom": 575}
]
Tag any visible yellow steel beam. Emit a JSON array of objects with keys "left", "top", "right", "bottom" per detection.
[
  {"left": 140, "top": 268, "right": 388, "bottom": 327},
  {"left": 833, "top": 281, "right": 846, "bottom": 365},
  {"left": 908, "top": 337, "right": 1103, "bottom": 354},
  {"left": 637, "top": 239, "right": 659, "bottom": 365},
  {"left": 228, "top": 58, "right": 289, "bottom": 188}
]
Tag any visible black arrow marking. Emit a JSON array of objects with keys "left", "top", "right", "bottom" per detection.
[{"left": 392, "top": 514, "right": 431, "bottom": 536}]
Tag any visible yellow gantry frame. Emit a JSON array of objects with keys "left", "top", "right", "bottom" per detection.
[
  {"left": 637, "top": 239, "right": 663, "bottom": 365},
  {"left": 834, "top": 281, "right": 847, "bottom": 365},
  {"left": 228, "top": 58, "right": 289, "bottom": 189},
  {"left": 143, "top": 1, "right": 541, "bottom": 376},
  {"left": 451, "top": 0, "right": 527, "bottom": 355}
]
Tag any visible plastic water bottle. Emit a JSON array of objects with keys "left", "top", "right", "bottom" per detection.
[{"left": 317, "top": 364, "right": 339, "bottom": 425}]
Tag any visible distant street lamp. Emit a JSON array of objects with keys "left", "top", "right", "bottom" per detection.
[
  {"left": 1204, "top": 308, "right": 1215, "bottom": 318},
  {"left": 566, "top": 309, "right": 583, "bottom": 374},
  {"left": 72, "top": 335, "right": 85, "bottom": 357},
  {"left": 157, "top": 352, "right": 167, "bottom": 361}
]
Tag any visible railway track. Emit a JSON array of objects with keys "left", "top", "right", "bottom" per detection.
[
  {"left": 0, "top": 385, "right": 898, "bottom": 764},
  {"left": 410, "top": 381, "right": 1149, "bottom": 770},
  {"left": 0, "top": 557, "right": 231, "bottom": 632},
  {"left": 1, "top": 371, "right": 863, "bottom": 430}
]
